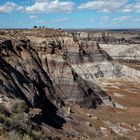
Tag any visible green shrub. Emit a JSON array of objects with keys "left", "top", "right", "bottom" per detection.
[
  {"left": 114, "top": 136, "right": 131, "bottom": 140},
  {"left": 4, "top": 117, "right": 21, "bottom": 130},
  {"left": 32, "top": 130, "right": 43, "bottom": 139},
  {"left": 0, "top": 104, "right": 9, "bottom": 116},
  {"left": 0, "top": 126, "right": 5, "bottom": 136},
  {"left": 0, "top": 113, "right": 5, "bottom": 123},
  {"left": 6, "top": 131, "right": 22, "bottom": 140},
  {"left": 12, "top": 99, "right": 28, "bottom": 113},
  {"left": 23, "top": 134, "right": 33, "bottom": 140}
]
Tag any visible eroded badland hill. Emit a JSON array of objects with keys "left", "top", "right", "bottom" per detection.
[{"left": 0, "top": 28, "right": 140, "bottom": 140}]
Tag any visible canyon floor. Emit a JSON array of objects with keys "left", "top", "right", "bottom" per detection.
[{"left": 0, "top": 29, "right": 140, "bottom": 140}]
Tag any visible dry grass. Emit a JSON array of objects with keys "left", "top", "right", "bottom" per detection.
[{"left": 62, "top": 79, "right": 140, "bottom": 139}]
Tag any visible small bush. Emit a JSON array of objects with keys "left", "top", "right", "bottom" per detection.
[
  {"left": 7, "top": 131, "right": 22, "bottom": 140},
  {"left": 0, "top": 126, "right": 5, "bottom": 136},
  {"left": 4, "top": 117, "right": 21, "bottom": 131},
  {"left": 23, "top": 134, "right": 33, "bottom": 140},
  {"left": 114, "top": 136, "right": 131, "bottom": 140},
  {"left": 32, "top": 130, "right": 43, "bottom": 139},
  {"left": 0, "top": 113, "right": 5, "bottom": 123},
  {"left": 12, "top": 99, "right": 28, "bottom": 113},
  {"left": 0, "top": 104, "right": 10, "bottom": 116}
]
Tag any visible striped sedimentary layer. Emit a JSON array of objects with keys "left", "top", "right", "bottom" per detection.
[
  {"left": 0, "top": 36, "right": 112, "bottom": 110},
  {"left": 0, "top": 30, "right": 140, "bottom": 112}
]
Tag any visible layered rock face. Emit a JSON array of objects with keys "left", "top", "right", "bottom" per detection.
[
  {"left": 0, "top": 30, "right": 113, "bottom": 112},
  {"left": 0, "top": 39, "right": 65, "bottom": 126},
  {"left": 68, "top": 30, "right": 140, "bottom": 79},
  {"left": 36, "top": 37, "right": 115, "bottom": 107},
  {"left": 71, "top": 31, "right": 127, "bottom": 44},
  {"left": 0, "top": 29, "right": 140, "bottom": 139},
  {"left": 69, "top": 30, "right": 140, "bottom": 44},
  {"left": 1, "top": 29, "right": 140, "bottom": 110}
]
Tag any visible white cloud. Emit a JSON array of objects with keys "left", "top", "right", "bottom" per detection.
[
  {"left": 30, "top": 15, "right": 38, "bottom": 19},
  {"left": 113, "top": 16, "right": 140, "bottom": 22},
  {"left": 17, "top": 6, "right": 25, "bottom": 11},
  {"left": 24, "top": 0, "right": 74, "bottom": 13},
  {"left": 35, "top": 17, "right": 69, "bottom": 24},
  {"left": 123, "top": 1, "right": 140, "bottom": 13},
  {"left": 78, "top": 0, "right": 140, "bottom": 13},
  {"left": 0, "top": 0, "right": 139, "bottom": 15},
  {"left": 0, "top": 2, "right": 17, "bottom": 13},
  {"left": 113, "top": 16, "right": 131, "bottom": 21},
  {"left": 48, "top": 17, "right": 70, "bottom": 23},
  {"left": 0, "top": 0, "right": 74, "bottom": 14},
  {"left": 78, "top": 0, "right": 128, "bottom": 12}
]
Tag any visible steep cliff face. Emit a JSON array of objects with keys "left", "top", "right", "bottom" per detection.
[
  {"left": 67, "top": 31, "right": 140, "bottom": 80},
  {"left": 69, "top": 30, "right": 140, "bottom": 44},
  {"left": 35, "top": 37, "right": 114, "bottom": 107},
  {"left": 0, "top": 33, "right": 114, "bottom": 112},
  {"left": 100, "top": 44, "right": 140, "bottom": 61},
  {"left": 0, "top": 39, "right": 68, "bottom": 129},
  {"left": 1, "top": 30, "right": 140, "bottom": 110},
  {"left": 71, "top": 32, "right": 127, "bottom": 44},
  {"left": 0, "top": 29, "right": 140, "bottom": 140},
  {"left": 0, "top": 39, "right": 59, "bottom": 105}
]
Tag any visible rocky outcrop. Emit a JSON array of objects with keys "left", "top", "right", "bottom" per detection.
[
  {"left": 1, "top": 29, "right": 140, "bottom": 112},
  {"left": 70, "top": 31, "right": 128, "bottom": 44},
  {"left": 69, "top": 31, "right": 140, "bottom": 44},
  {"left": 0, "top": 29, "right": 140, "bottom": 139},
  {"left": 0, "top": 33, "right": 114, "bottom": 112},
  {"left": 100, "top": 44, "right": 140, "bottom": 61}
]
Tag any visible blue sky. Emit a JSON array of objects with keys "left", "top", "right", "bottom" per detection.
[{"left": 0, "top": 0, "right": 140, "bottom": 29}]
